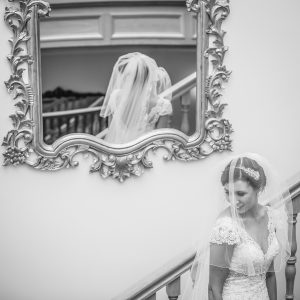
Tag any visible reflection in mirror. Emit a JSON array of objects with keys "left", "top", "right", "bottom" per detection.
[
  {"left": 97, "top": 52, "right": 174, "bottom": 144},
  {"left": 40, "top": 1, "right": 197, "bottom": 145},
  {"left": 3, "top": 0, "right": 231, "bottom": 182}
]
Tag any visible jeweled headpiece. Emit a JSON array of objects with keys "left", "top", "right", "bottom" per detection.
[{"left": 237, "top": 166, "right": 260, "bottom": 181}]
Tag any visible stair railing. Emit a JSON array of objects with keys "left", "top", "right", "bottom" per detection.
[
  {"left": 164, "top": 72, "right": 196, "bottom": 134},
  {"left": 43, "top": 106, "right": 106, "bottom": 143}
]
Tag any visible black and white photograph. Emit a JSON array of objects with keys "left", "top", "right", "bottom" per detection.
[{"left": 0, "top": 0, "right": 299, "bottom": 299}]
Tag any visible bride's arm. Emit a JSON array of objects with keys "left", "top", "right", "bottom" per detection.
[
  {"left": 209, "top": 265, "right": 229, "bottom": 300},
  {"left": 208, "top": 243, "right": 233, "bottom": 300},
  {"left": 266, "top": 261, "right": 277, "bottom": 300},
  {"left": 156, "top": 115, "right": 169, "bottom": 128}
]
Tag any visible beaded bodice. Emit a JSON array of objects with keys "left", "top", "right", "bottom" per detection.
[{"left": 210, "top": 208, "right": 280, "bottom": 299}]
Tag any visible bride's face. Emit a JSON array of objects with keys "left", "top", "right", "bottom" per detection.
[{"left": 224, "top": 180, "right": 258, "bottom": 214}]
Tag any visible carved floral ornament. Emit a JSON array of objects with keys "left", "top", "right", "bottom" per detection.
[{"left": 2, "top": 0, "right": 232, "bottom": 182}]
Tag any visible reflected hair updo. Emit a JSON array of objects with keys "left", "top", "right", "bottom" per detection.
[{"left": 221, "top": 157, "right": 267, "bottom": 191}]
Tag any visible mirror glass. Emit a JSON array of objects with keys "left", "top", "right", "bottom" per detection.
[
  {"left": 40, "top": 2, "right": 197, "bottom": 145},
  {"left": 3, "top": 0, "right": 231, "bottom": 182}
]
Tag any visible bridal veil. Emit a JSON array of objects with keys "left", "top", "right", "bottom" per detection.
[
  {"left": 100, "top": 52, "right": 164, "bottom": 144},
  {"left": 181, "top": 153, "right": 292, "bottom": 299}
]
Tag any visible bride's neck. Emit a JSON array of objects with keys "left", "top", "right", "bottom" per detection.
[{"left": 240, "top": 203, "right": 262, "bottom": 220}]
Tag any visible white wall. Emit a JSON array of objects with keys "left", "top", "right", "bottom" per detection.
[{"left": 0, "top": 1, "right": 300, "bottom": 300}]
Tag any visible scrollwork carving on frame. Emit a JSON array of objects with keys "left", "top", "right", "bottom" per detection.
[{"left": 2, "top": 0, "right": 232, "bottom": 182}]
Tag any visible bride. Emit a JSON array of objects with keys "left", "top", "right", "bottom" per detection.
[
  {"left": 183, "top": 154, "right": 292, "bottom": 300},
  {"left": 98, "top": 52, "right": 173, "bottom": 144}
]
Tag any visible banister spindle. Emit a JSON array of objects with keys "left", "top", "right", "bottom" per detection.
[
  {"left": 285, "top": 212, "right": 298, "bottom": 300},
  {"left": 69, "top": 116, "right": 75, "bottom": 133},
  {"left": 166, "top": 277, "right": 180, "bottom": 300},
  {"left": 74, "top": 98, "right": 80, "bottom": 109},
  {"left": 58, "top": 99, "right": 64, "bottom": 111},
  {"left": 61, "top": 102, "right": 67, "bottom": 129},
  {"left": 85, "top": 113, "right": 92, "bottom": 134},
  {"left": 180, "top": 94, "right": 190, "bottom": 135},
  {"left": 92, "top": 112, "right": 100, "bottom": 135},
  {"left": 53, "top": 117, "right": 59, "bottom": 139},
  {"left": 67, "top": 99, "right": 73, "bottom": 110},
  {"left": 167, "top": 114, "right": 172, "bottom": 128},
  {"left": 100, "top": 116, "right": 107, "bottom": 131},
  {"left": 77, "top": 115, "right": 84, "bottom": 133},
  {"left": 44, "top": 118, "right": 50, "bottom": 137}
]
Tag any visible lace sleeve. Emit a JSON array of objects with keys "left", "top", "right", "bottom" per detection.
[
  {"left": 157, "top": 97, "right": 172, "bottom": 116},
  {"left": 210, "top": 217, "right": 241, "bottom": 245},
  {"left": 147, "top": 97, "right": 173, "bottom": 125}
]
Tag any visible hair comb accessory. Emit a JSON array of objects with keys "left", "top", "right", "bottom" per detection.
[{"left": 237, "top": 166, "right": 260, "bottom": 181}]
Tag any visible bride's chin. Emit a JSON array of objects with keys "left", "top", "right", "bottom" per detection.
[{"left": 236, "top": 206, "right": 246, "bottom": 214}]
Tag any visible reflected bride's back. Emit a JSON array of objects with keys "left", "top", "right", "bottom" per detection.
[{"left": 98, "top": 52, "right": 173, "bottom": 144}]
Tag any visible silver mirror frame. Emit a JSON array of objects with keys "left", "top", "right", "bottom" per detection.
[{"left": 3, "top": 0, "right": 232, "bottom": 182}]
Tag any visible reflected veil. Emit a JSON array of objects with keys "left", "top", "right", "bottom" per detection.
[{"left": 99, "top": 52, "right": 172, "bottom": 144}]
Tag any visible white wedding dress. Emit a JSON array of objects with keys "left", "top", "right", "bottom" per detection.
[
  {"left": 210, "top": 208, "right": 280, "bottom": 300},
  {"left": 103, "top": 94, "right": 172, "bottom": 144},
  {"left": 145, "top": 96, "right": 172, "bottom": 131}
]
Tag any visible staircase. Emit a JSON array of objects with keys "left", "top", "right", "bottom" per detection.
[{"left": 42, "top": 88, "right": 105, "bottom": 144}]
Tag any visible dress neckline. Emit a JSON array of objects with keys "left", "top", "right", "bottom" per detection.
[{"left": 240, "top": 206, "right": 272, "bottom": 256}]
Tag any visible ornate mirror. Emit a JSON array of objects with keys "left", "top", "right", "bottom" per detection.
[{"left": 3, "top": 0, "right": 231, "bottom": 182}]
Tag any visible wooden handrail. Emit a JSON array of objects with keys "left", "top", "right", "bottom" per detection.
[
  {"left": 161, "top": 72, "right": 196, "bottom": 101},
  {"left": 112, "top": 248, "right": 195, "bottom": 300},
  {"left": 89, "top": 95, "right": 105, "bottom": 107},
  {"left": 288, "top": 173, "right": 300, "bottom": 200},
  {"left": 113, "top": 173, "right": 300, "bottom": 300},
  {"left": 42, "top": 106, "right": 101, "bottom": 118}
]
